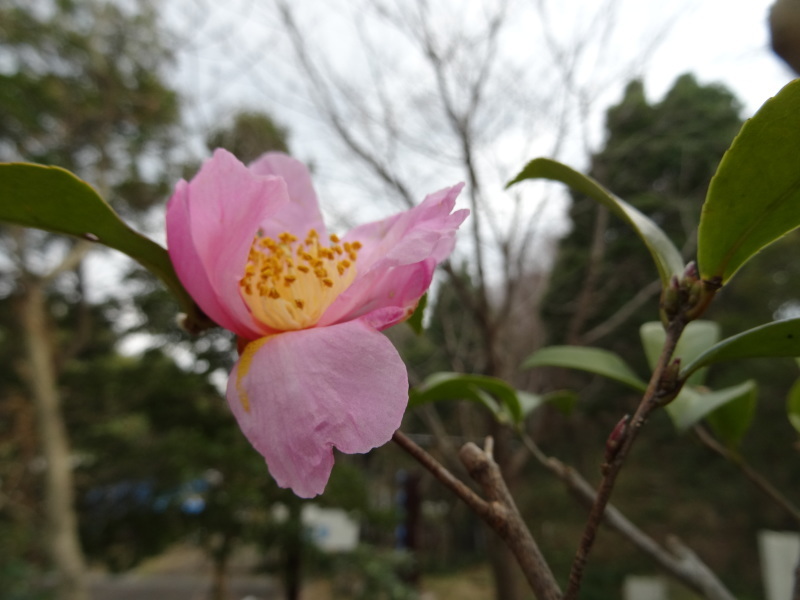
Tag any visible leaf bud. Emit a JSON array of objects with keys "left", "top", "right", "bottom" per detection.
[{"left": 604, "top": 414, "right": 630, "bottom": 464}]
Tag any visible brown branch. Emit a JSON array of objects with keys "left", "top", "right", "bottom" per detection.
[
  {"left": 521, "top": 434, "right": 734, "bottom": 600},
  {"left": 564, "top": 316, "right": 687, "bottom": 599},
  {"left": 276, "top": 0, "right": 417, "bottom": 209},
  {"left": 694, "top": 425, "right": 800, "bottom": 526},
  {"left": 392, "top": 431, "right": 561, "bottom": 600}
]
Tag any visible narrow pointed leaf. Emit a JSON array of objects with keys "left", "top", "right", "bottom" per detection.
[
  {"left": 666, "top": 380, "right": 756, "bottom": 440},
  {"left": 681, "top": 318, "right": 800, "bottom": 379},
  {"left": 523, "top": 345, "right": 647, "bottom": 392},
  {"left": 409, "top": 372, "right": 523, "bottom": 424},
  {"left": 406, "top": 293, "right": 427, "bottom": 335},
  {"left": 698, "top": 80, "right": 800, "bottom": 283},
  {"left": 507, "top": 158, "right": 684, "bottom": 286},
  {"left": 705, "top": 383, "right": 758, "bottom": 445},
  {"left": 0, "top": 163, "right": 208, "bottom": 328},
  {"left": 640, "top": 320, "right": 720, "bottom": 386}
]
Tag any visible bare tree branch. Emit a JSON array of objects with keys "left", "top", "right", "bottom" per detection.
[
  {"left": 521, "top": 434, "right": 735, "bottom": 600},
  {"left": 694, "top": 425, "right": 800, "bottom": 526},
  {"left": 393, "top": 431, "right": 562, "bottom": 600}
]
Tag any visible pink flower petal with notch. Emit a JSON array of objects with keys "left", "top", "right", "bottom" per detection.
[
  {"left": 320, "top": 259, "right": 436, "bottom": 329},
  {"left": 248, "top": 152, "right": 327, "bottom": 240},
  {"left": 226, "top": 319, "right": 408, "bottom": 498},
  {"left": 344, "top": 183, "right": 467, "bottom": 271},
  {"left": 167, "top": 149, "right": 289, "bottom": 339}
]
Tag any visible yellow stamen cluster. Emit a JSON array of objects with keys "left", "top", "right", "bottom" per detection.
[{"left": 240, "top": 229, "right": 361, "bottom": 330}]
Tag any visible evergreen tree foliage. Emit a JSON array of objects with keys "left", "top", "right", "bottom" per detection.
[{"left": 544, "top": 74, "right": 743, "bottom": 366}]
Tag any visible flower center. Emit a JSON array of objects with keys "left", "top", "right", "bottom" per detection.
[{"left": 239, "top": 229, "right": 361, "bottom": 331}]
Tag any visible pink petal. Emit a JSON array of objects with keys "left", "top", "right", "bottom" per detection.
[
  {"left": 344, "top": 183, "right": 467, "bottom": 271},
  {"left": 247, "top": 152, "right": 327, "bottom": 239},
  {"left": 319, "top": 259, "right": 436, "bottom": 330},
  {"left": 226, "top": 320, "right": 408, "bottom": 498},
  {"left": 319, "top": 184, "right": 467, "bottom": 329},
  {"left": 167, "top": 149, "right": 289, "bottom": 339},
  {"left": 166, "top": 180, "right": 245, "bottom": 334}
]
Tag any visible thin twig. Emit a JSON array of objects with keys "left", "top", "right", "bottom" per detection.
[
  {"left": 564, "top": 317, "right": 686, "bottom": 599},
  {"left": 521, "top": 434, "right": 735, "bottom": 600},
  {"left": 694, "top": 425, "right": 800, "bottom": 526},
  {"left": 392, "top": 431, "right": 561, "bottom": 600},
  {"left": 392, "top": 430, "right": 486, "bottom": 516}
]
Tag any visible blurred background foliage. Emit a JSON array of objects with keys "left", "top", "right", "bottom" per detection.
[{"left": 1, "top": 1, "right": 799, "bottom": 600}]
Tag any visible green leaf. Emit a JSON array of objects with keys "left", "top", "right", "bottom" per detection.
[
  {"left": 788, "top": 378, "right": 800, "bottom": 434},
  {"left": 0, "top": 163, "right": 209, "bottom": 329},
  {"left": 698, "top": 80, "right": 800, "bottom": 284},
  {"left": 507, "top": 158, "right": 684, "bottom": 286},
  {"left": 666, "top": 380, "right": 757, "bottom": 441},
  {"left": 640, "top": 320, "right": 720, "bottom": 386},
  {"left": 681, "top": 318, "right": 800, "bottom": 380},
  {"left": 406, "top": 293, "right": 427, "bottom": 335},
  {"left": 522, "top": 345, "right": 647, "bottom": 392},
  {"left": 409, "top": 373, "right": 524, "bottom": 424},
  {"left": 705, "top": 384, "right": 758, "bottom": 446}
]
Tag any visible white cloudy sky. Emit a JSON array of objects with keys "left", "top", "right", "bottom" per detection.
[
  {"left": 165, "top": 0, "right": 792, "bottom": 156},
  {"left": 156, "top": 0, "right": 792, "bottom": 246},
  {"left": 105, "top": 0, "right": 794, "bottom": 349}
]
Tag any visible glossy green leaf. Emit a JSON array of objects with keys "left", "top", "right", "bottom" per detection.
[
  {"left": 406, "top": 293, "right": 427, "bottom": 335},
  {"left": 640, "top": 320, "right": 720, "bottom": 386},
  {"left": 705, "top": 383, "right": 758, "bottom": 445},
  {"left": 522, "top": 345, "right": 647, "bottom": 392},
  {"left": 507, "top": 158, "right": 684, "bottom": 286},
  {"left": 666, "top": 380, "right": 756, "bottom": 440},
  {"left": 698, "top": 80, "right": 800, "bottom": 283},
  {"left": 0, "top": 163, "right": 207, "bottom": 327},
  {"left": 787, "top": 378, "right": 800, "bottom": 434},
  {"left": 409, "top": 372, "right": 523, "bottom": 424},
  {"left": 681, "top": 318, "right": 800, "bottom": 380}
]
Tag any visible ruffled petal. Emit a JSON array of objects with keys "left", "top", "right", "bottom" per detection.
[
  {"left": 344, "top": 183, "right": 467, "bottom": 271},
  {"left": 318, "top": 184, "right": 466, "bottom": 328},
  {"left": 226, "top": 320, "right": 408, "bottom": 498},
  {"left": 167, "top": 149, "right": 289, "bottom": 339},
  {"left": 319, "top": 259, "right": 436, "bottom": 329},
  {"left": 247, "top": 152, "right": 327, "bottom": 239}
]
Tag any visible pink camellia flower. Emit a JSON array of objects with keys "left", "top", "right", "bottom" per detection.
[{"left": 166, "top": 149, "right": 467, "bottom": 497}]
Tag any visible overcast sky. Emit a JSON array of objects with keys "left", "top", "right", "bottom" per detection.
[
  {"left": 106, "top": 0, "right": 795, "bottom": 346},
  {"left": 165, "top": 0, "right": 793, "bottom": 155}
]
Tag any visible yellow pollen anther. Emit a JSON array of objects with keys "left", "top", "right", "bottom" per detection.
[{"left": 239, "top": 229, "right": 362, "bottom": 331}]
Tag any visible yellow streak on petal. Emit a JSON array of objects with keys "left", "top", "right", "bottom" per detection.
[{"left": 235, "top": 336, "right": 272, "bottom": 413}]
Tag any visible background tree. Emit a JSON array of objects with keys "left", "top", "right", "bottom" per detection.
[
  {"left": 0, "top": 1, "right": 179, "bottom": 598},
  {"left": 544, "top": 74, "right": 743, "bottom": 357},
  {"left": 267, "top": 1, "right": 664, "bottom": 595},
  {"left": 533, "top": 73, "right": 800, "bottom": 596}
]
